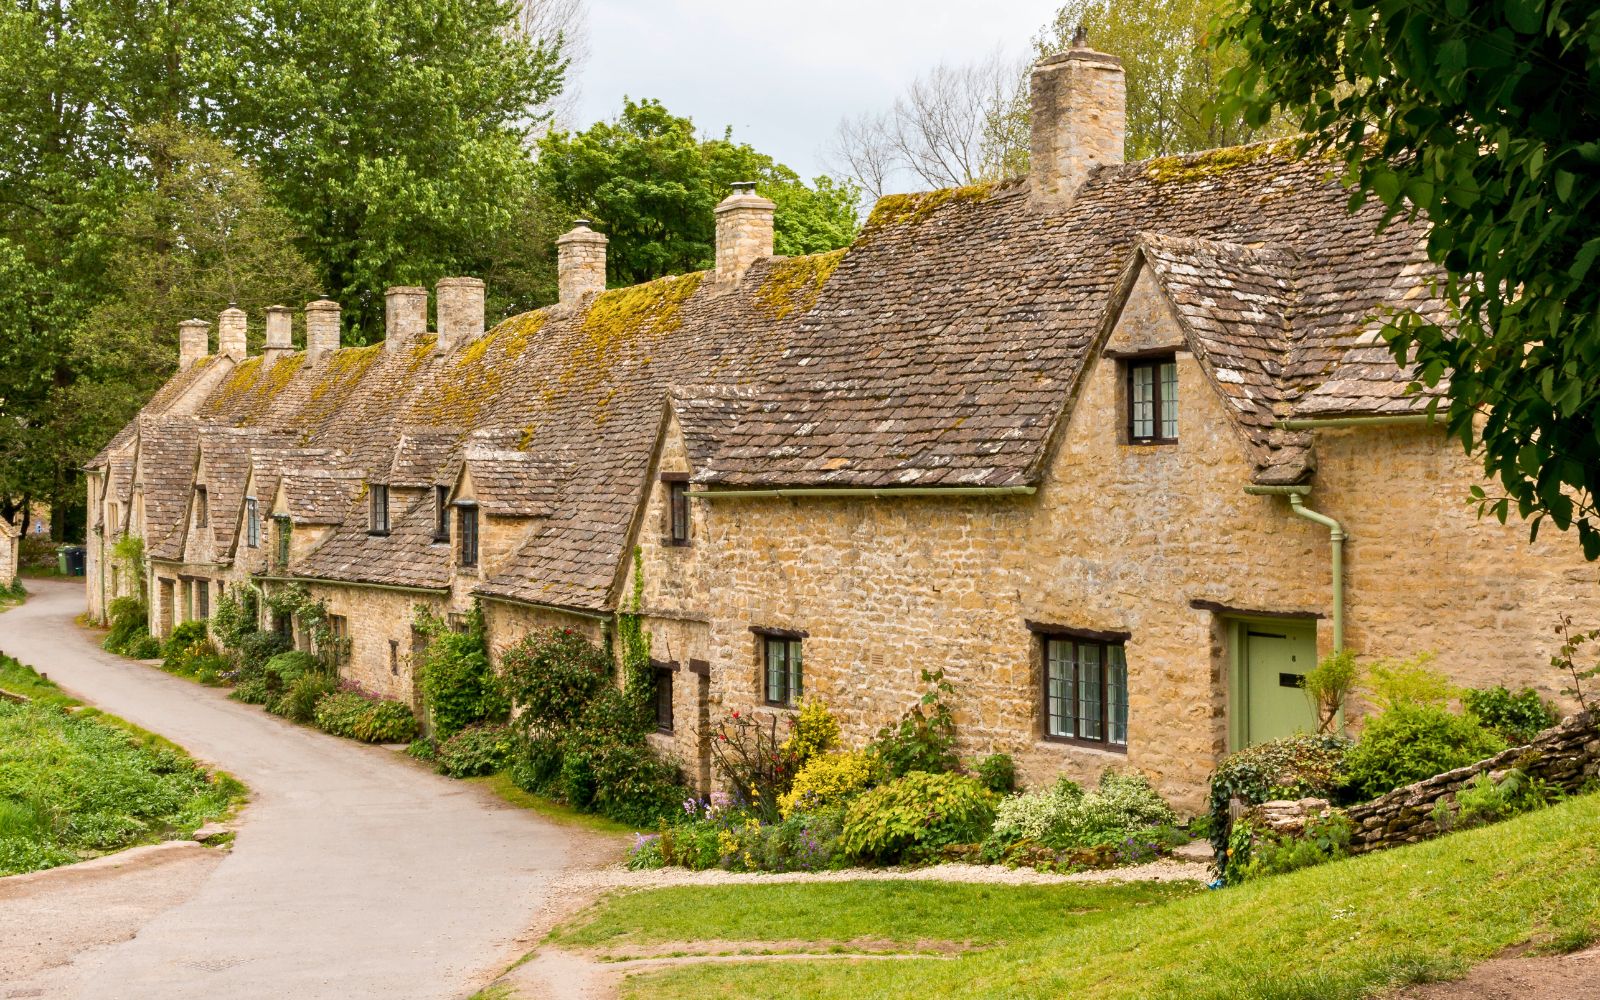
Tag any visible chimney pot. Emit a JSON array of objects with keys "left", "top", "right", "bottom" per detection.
[
  {"left": 178, "top": 319, "right": 210, "bottom": 368},
  {"left": 714, "top": 183, "right": 775, "bottom": 283},
  {"left": 218, "top": 306, "right": 248, "bottom": 361},
  {"left": 384, "top": 286, "right": 429, "bottom": 351},
  {"left": 556, "top": 221, "right": 608, "bottom": 306},
  {"left": 1028, "top": 42, "right": 1126, "bottom": 209},
  {"left": 436, "top": 277, "right": 486, "bottom": 350},
  {"left": 305, "top": 299, "right": 342, "bottom": 360}
]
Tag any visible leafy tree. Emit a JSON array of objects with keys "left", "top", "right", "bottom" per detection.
[
  {"left": 208, "top": 0, "right": 569, "bottom": 338},
  {"left": 64, "top": 124, "right": 319, "bottom": 475},
  {"left": 1221, "top": 0, "right": 1600, "bottom": 558},
  {"left": 536, "top": 98, "right": 860, "bottom": 286}
]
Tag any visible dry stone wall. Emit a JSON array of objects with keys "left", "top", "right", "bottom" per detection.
[{"left": 1344, "top": 711, "right": 1599, "bottom": 853}]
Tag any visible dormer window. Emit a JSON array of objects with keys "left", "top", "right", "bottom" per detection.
[
  {"left": 457, "top": 503, "right": 479, "bottom": 568},
  {"left": 195, "top": 486, "right": 209, "bottom": 527},
  {"left": 1127, "top": 354, "right": 1178, "bottom": 444},
  {"left": 246, "top": 498, "right": 259, "bottom": 547},
  {"left": 433, "top": 485, "right": 449, "bottom": 542},
  {"left": 369, "top": 484, "right": 390, "bottom": 536}
]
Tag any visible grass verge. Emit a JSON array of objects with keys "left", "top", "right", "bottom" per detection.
[
  {"left": 467, "top": 771, "right": 636, "bottom": 836},
  {"left": 0, "top": 653, "right": 247, "bottom": 876},
  {"left": 562, "top": 790, "right": 1600, "bottom": 999}
]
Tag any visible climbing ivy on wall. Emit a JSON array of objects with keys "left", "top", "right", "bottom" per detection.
[
  {"left": 615, "top": 546, "right": 655, "bottom": 728},
  {"left": 262, "top": 581, "right": 345, "bottom": 669}
]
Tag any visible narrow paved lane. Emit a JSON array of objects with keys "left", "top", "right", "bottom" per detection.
[{"left": 0, "top": 580, "right": 579, "bottom": 1000}]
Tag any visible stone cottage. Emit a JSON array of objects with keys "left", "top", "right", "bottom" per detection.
[{"left": 85, "top": 40, "right": 1598, "bottom": 810}]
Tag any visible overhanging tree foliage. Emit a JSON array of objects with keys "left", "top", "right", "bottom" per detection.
[
  {"left": 1221, "top": 0, "right": 1600, "bottom": 557},
  {"left": 536, "top": 98, "right": 860, "bottom": 286}
]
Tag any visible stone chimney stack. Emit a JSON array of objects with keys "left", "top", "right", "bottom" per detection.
[
  {"left": 1028, "top": 29, "right": 1126, "bottom": 209},
  {"left": 384, "top": 285, "right": 428, "bottom": 352},
  {"left": 263, "top": 305, "right": 294, "bottom": 363},
  {"left": 178, "top": 319, "right": 210, "bottom": 367},
  {"left": 714, "top": 182, "right": 775, "bottom": 282},
  {"left": 435, "top": 277, "right": 486, "bottom": 351},
  {"left": 305, "top": 299, "right": 342, "bottom": 360},
  {"left": 556, "top": 220, "right": 608, "bottom": 306},
  {"left": 217, "top": 305, "right": 248, "bottom": 361}
]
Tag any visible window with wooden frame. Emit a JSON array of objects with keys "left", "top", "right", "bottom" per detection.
[
  {"left": 274, "top": 515, "right": 291, "bottom": 568},
  {"left": 368, "top": 484, "right": 390, "bottom": 535},
  {"left": 194, "top": 486, "right": 209, "bottom": 527},
  {"left": 653, "top": 663, "right": 675, "bottom": 733},
  {"left": 327, "top": 614, "right": 349, "bottom": 666},
  {"left": 457, "top": 504, "right": 479, "bottom": 568},
  {"left": 433, "top": 485, "right": 450, "bottom": 542},
  {"left": 245, "top": 498, "right": 259, "bottom": 547},
  {"left": 759, "top": 632, "right": 803, "bottom": 708},
  {"left": 1126, "top": 354, "right": 1178, "bottom": 444},
  {"left": 662, "top": 473, "right": 690, "bottom": 546},
  {"left": 389, "top": 639, "right": 400, "bottom": 676},
  {"left": 1039, "top": 631, "right": 1129, "bottom": 750},
  {"left": 196, "top": 580, "right": 210, "bottom": 619}
]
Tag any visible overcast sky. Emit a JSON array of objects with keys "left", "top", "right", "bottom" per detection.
[{"left": 571, "top": 0, "right": 1063, "bottom": 191}]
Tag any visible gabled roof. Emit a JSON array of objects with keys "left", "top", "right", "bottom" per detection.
[
  {"left": 462, "top": 445, "right": 565, "bottom": 518},
  {"left": 295, "top": 490, "right": 451, "bottom": 590},
  {"left": 138, "top": 417, "right": 202, "bottom": 561},
  {"left": 87, "top": 356, "right": 226, "bottom": 470},
  {"left": 670, "top": 142, "right": 1441, "bottom": 491},
  {"left": 389, "top": 428, "right": 462, "bottom": 488},
  {"left": 197, "top": 428, "right": 297, "bottom": 557}
]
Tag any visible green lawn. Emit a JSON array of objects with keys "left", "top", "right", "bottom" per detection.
[
  {"left": 0, "top": 653, "right": 247, "bottom": 876},
  {"left": 557, "top": 791, "right": 1600, "bottom": 1000},
  {"left": 466, "top": 771, "right": 636, "bottom": 836}
]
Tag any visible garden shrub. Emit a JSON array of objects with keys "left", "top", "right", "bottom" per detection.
[
  {"left": 1303, "top": 649, "right": 1359, "bottom": 733},
  {"left": 230, "top": 674, "right": 271, "bottom": 705},
  {"left": 499, "top": 626, "right": 685, "bottom": 826},
  {"left": 1364, "top": 652, "right": 1457, "bottom": 710},
  {"left": 1342, "top": 703, "right": 1506, "bottom": 800},
  {"left": 435, "top": 723, "right": 516, "bottom": 778},
  {"left": 778, "top": 750, "right": 879, "bottom": 818},
  {"left": 975, "top": 752, "right": 1016, "bottom": 794},
  {"left": 839, "top": 771, "right": 996, "bottom": 864},
  {"left": 102, "top": 597, "right": 157, "bottom": 657},
  {"left": 264, "top": 650, "right": 318, "bottom": 686},
  {"left": 782, "top": 698, "right": 841, "bottom": 765},
  {"left": 270, "top": 671, "right": 337, "bottom": 724},
  {"left": 986, "top": 771, "right": 1177, "bottom": 856},
  {"left": 235, "top": 630, "right": 292, "bottom": 673},
  {"left": 413, "top": 603, "right": 508, "bottom": 739},
  {"left": 709, "top": 709, "right": 801, "bottom": 822},
  {"left": 313, "top": 691, "right": 418, "bottom": 743},
  {"left": 1206, "top": 733, "right": 1351, "bottom": 858},
  {"left": 1464, "top": 686, "right": 1558, "bottom": 745},
  {"left": 869, "top": 669, "right": 960, "bottom": 778},
  {"left": 161, "top": 621, "right": 208, "bottom": 669},
  {"left": 1431, "top": 767, "right": 1561, "bottom": 833}
]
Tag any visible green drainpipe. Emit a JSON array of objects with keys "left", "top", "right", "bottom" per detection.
[{"left": 1243, "top": 484, "right": 1346, "bottom": 652}]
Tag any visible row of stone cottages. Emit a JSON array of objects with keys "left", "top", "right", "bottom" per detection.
[{"left": 85, "top": 42, "right": 1597, "bottom": 811}]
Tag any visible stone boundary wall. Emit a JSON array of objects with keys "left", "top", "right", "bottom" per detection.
[{"left": 1344, "top": 710, "right": 1599, "bottom": 854}]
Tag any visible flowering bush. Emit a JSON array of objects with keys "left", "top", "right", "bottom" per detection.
[
  {"left": 710, "top": 710, "right": 799, "bottom": 822},
  {"left": 778, "top": 750, "right": 879, "bottom": 818},
  {"left": 839, "top": 771, "right": 996, "bottom": 864},
  {"left": 782, "top": 699, "right": 841, "bottom": 765},
  {"left": 986, "top": 771, "right": 1177, "bottom": 856}
]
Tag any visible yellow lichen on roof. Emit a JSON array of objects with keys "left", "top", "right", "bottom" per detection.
[
  {"left": 865, "top": 183, "right": 995, "bottom": 229},
  {"left": 756, "top": 249, "right": 847, "bottom": 320},
  {"left": 209, "top": 354, "right": 306, "bottom": 424},
  {"left": 1144, "top": 138, "right": 1300, "bottom": 184},
  {"left": 412, "top": 312, "right": 548, "bottom": 427},
  {"left": 297, "top": 344, "right": 382, "bottom": 440}
]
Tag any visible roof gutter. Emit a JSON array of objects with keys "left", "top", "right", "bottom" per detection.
[
  {"left": 1242, "top": 484, "right": 1345, "bottom": 652},
  {"left": 254, "top": 574, "right": 449, "bottom": 597},
  {"left": 476, "top": 592, "right": 613, "bottom": 623},
  {"left": 1275, "top": 414, "right": 1435, "bottom": 431},
  {"left": 685, "top": 485, "right": 1037, "bottom": 500}
]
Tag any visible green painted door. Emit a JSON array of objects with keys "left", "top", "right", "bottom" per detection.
[{"left": 1243, "top": 622, "right": 1319, "bottom": 745}]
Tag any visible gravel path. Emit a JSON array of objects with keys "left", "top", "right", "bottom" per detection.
[
  {"left": 0, "top": 579, "right": 599, "bottom": 1000},
  {"left": 549, "top": 856, "right": 1211, "bottom": 895}
]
